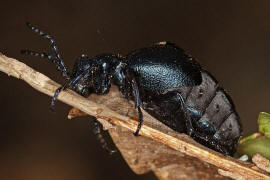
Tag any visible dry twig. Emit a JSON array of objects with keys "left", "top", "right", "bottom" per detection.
[
  {"left": 252, "top": 153, "right": 270, "bottom": 173},
  {"left": 0, "top": 53, "right": 270, "bottom": 179}
]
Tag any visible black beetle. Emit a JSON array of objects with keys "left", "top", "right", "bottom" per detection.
[{"left": 21, "top": 23, "right": 242, "bottom": 156}]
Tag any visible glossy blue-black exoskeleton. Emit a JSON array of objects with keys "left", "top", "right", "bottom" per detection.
[{"left": 21, "top": 23, "right": 242, "bottom": 156}]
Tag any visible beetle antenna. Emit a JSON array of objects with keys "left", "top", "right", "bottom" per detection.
[
  {"left": 21, "top": 49, "right": 70, "bottom": 80},
  {"left": 25, "top": 22, "right": 70, "bottom": 79}
]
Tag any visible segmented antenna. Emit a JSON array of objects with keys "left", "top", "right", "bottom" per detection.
[{"left": 25, "top": 22, "right": 70, "bottom": 79}]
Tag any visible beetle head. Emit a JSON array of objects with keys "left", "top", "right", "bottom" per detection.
[
  {"left": 71, "top": 55, "right": 93, "bottom": 96},
  {"left": 71, "top": 53, "right": 124, "bottom": 96}
]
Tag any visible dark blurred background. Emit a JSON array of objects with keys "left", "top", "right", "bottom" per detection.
[{"left": 1, "top": 0, "right": 270, "bottom": 179}]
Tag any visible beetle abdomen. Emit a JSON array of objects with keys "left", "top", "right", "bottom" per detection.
[
  {"left": 185, "top": 71, "right": 241, "bottom": 136},
  {"left": 185, "top": 70, "right": 242, "bottom": 155},
  {"left": 143, "top": 70, "right": 242, "bottom": 155}
]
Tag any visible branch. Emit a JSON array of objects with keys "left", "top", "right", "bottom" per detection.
[{"left": 0, "top": 53, "right": 269, "bottom": 180}]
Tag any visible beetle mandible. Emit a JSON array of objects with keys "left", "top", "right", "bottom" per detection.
[{"left": 21, "top": 22, "right": 242, "bottom": 156}]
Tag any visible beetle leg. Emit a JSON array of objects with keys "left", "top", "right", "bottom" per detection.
[
  {"left": 118, "top": 84, "right": 131, "bottom": 100},
  {"left": 50, "top": 73, "right": 84, "bottom": 110},
  {"left": 131, "top": 80, "right": 143, "bottom": 136},
  {"left": 176, "top": 93, "right": 197, "bottom": 136},
  {"left": 135, "top": 106, "right": 143, "bottom": 136},
  {"left": 92, "top": 119, "right": 117, "bottom": 154}
]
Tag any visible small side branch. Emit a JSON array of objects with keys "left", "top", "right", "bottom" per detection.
[{"left": 0, "top": 53, "right": 269, "bottom": 179}]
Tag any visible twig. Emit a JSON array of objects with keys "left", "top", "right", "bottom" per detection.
[
  {"left": 252, "top": 153, "right": 270, "bottom": 173},
  {"left": 0, "top": 53, "right": 269, "bottom": 179}
]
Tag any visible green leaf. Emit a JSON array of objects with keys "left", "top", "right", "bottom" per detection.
[
  {"left": 239, "top": 133, "right": 262, "bottom": 144},
  {"left": 237, "top": 112, "right": 270, "bottom": 160},
  {"left": 258, "top": 112, "right": 270, "bottom": 138},
  {"left": 237, "top": 136, "right": 270, "bottom": 160}
]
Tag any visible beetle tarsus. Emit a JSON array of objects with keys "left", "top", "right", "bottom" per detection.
[{"left": 134, "top": 106, "right": 143, "bottom": 136}]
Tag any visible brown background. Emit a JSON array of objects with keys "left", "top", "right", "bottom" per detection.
[{"left": 1, "top": 0, "right": 270, "bottom": 179}]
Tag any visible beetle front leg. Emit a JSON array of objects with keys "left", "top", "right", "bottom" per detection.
[
  {"left": 118, "top": 84, "right": 132, "bottom": 100},
  {"left": 92, "top": 119, "right": 117, "bottom": 154},
  {"left": 50, "top": 73, "right": 84, "bottom": 110}
]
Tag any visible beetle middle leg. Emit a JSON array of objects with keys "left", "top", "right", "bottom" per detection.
[{"left": 131, "top": 79, "right": 143, "bottom": 136}]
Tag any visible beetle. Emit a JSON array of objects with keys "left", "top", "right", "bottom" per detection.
[{"left": 21, "top": 22, "right": 242, "bottom": 156}]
